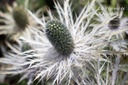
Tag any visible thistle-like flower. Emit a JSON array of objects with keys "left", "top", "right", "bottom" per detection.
[
  {"left": 0, "top": 0, "right": 127, "bottom": 85},
  {"left": 0, "top": 3, "right": 37, "bottom": 58},
  {"left": 0, "top": 3, "right": 29, "bottom": 46},
  {"left": 0, "top": 4, "right": 29, "bottom": 40},
  {"left": 93, "top": 4, "right": 128, "bottom": 52},
  {"left": 94, "top": 5, "right": 127, "bottom": 38}
]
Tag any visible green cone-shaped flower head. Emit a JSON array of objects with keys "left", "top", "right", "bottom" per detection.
[
  {"left": 45, "top": 20, "right": 74, "bottom": 56},
  {"left": 13, "top": 7, "right": 29, "bottom": 29},
  {"left": 109, "top": 17, "right": 120, "bottom": 29}
]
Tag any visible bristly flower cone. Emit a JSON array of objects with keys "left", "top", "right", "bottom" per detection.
[
  {"left": 0, "top": 7, "right": 29, "bottom": 58},
  {"left": 13, "top": 7, "right": 29, "bottom": 30},
  {"left": 109, "top": 17, "right": 120, "bottom": 29},
  {"left": 45, "top": 20, "right": 74, "bottom": 56}
]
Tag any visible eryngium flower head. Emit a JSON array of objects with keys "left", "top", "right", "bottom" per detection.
[
  {"left": 45, "top": 20, "right": 74, "bottom": 56},
  {"left": 109, "top": 17, "right": 120, "bottom": 29},
  {"left": 0, "top": 4, "right": 30, "bottom": 41},
  {"left": 0, "top": 5, "right": 29, "bottom": 58},
  {"left": 12, "top": 7, "right": 29, "bottom": 29},
  {"left": 0, "top": 0, "right": 127, "bottom": 85}
]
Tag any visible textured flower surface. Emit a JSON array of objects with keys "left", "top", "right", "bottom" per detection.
[
  {"left": 0, "top": 3, "right": 39, "bottom": 41},
  {"left": 0, "top": 5, "right": 29, "bottom": 40},
  {"left": 0, "top": 0, "right": 128, "bottom": 85},
  {"left": 93, "top": 4, "right": 128, "bottom": 52},
  {"left": 0, "top": 2, "right": 38, "bottom": 58}
]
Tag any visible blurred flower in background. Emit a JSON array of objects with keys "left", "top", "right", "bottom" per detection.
[{"left": 0, "top": 0, "right": 43, "bottom": 84}]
